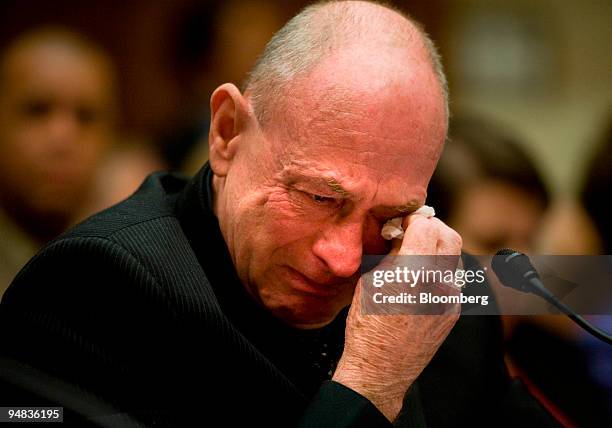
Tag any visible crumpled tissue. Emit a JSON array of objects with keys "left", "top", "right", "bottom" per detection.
[{"left": 380, "top": 205, "right": 436, "bottom": 240}]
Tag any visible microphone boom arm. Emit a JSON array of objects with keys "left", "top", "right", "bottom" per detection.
[{"left": 493, "top": 249, "right": 612, "bottom": 346}]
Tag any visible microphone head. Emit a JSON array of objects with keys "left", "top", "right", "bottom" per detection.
[{"left": 492, "top": 249, "right": 540, "bottom": 293}]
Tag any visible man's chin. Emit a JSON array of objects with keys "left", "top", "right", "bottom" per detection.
[
  {"left": 254, "top": 273, "right": 353, "bottom": 329},
  {"left": 267, "top": 301, "right": 343, "bottom": 330},
  {"left": 290, "top": 317, "right": 336, "bottom": 330}
]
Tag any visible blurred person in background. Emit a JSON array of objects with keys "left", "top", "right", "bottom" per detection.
[
  {"left": 0, "top": 27, "right": 117, "bottom": 295},
  {"left": 582, "top": 114, "right": 612, "bottom": 255},
  {"left": 162, "top": 0, "right": 285, "bottom": 174},
  {"left": 428, "top": 113, "right": 611, "bottom": 426},
  {"left": 578, "top": 113, "right": 612, "bottom": 414},
  {"left": 82, "top": 135, "right": 167, "bottom": 218},
  {"left": 428, "top": 115, "right": 550, "bottom": 255}
]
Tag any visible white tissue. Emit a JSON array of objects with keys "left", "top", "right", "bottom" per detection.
[
  {"left": 380, "top": 205, "right": 436, "bottom": 240},
  {"left": 381, "top": 217, "right": 404, "bottom": 240},
  {"left": 414, "top": 205, "right": 435, "bottom": 218}
]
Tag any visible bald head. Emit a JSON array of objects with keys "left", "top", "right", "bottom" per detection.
[{"left": 243, "top": 0, "right": 448, "bottom": 126}]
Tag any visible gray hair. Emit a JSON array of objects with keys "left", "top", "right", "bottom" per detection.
[{"left": 242, "top": 0, "right": 449, "bottom": 126}]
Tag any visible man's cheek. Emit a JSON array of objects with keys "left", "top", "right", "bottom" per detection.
[
  {"left": 266, "top": 192, "right": 302, "bottom": 216},
  {"left": 265, "top": 190, "right": 318, "bottom": 222},
  {"left": 266, "top": 208, "right": 318, "bottom": 242}
]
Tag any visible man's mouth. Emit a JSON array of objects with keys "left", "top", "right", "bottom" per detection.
[{"left": 284, "top": 267, "right": 348, "bottom": 297}]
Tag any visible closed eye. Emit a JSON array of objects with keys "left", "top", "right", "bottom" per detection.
[
  {"left": 297, "top": 190, "right": 342, "bottom": 207},
  {"left": 311, "top": 193, "right": 336, "bottom": 204}
]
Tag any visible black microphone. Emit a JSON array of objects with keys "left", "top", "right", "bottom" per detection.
[{"left": 492, "top": 249, "right": 612, "bottom": 346}]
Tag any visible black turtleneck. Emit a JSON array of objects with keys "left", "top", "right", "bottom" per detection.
[{"left": 176, "top": 164, "right": 347, "bottom": 397}]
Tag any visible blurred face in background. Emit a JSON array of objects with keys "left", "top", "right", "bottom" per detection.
[
  {"left": 447, "top": 179, "right": 546, "bottom": 254},
  {"left": 0, "top": 35, "right": 115, "bottom": 238}
]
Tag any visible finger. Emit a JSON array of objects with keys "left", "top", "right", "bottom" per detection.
[
  {"left": 436, "top": 225, "right": 462, "bottom": 256},
  {"left": 434, "top": 226, "right": 463, "bottom": 293},
  {"left": 349, "top": 277, "right": 365, "bottom": 313},
  {"left": 398, "top": 215, "right": 439, "bottom": 255}
]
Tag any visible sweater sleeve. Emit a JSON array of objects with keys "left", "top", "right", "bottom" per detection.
[
  {"left": 298, "top": 381, "right": 393, "bottom": 428},
  {"left": 0, "top": 236, "right": 172, "bottom": 425}
]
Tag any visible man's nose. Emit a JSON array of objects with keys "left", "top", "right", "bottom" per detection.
[{"left": 312, "top": 218, "right": 363, "bottom": 278}]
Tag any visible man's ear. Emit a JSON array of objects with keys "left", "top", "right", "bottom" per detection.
[{"left": 208, "top": 83, "right": 251, "bottom": 177}]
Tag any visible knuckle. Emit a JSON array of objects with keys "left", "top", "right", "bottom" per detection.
[
  {"left": 438, "top": 223, "right": 462, "bottom": 247},
  {"left": 449, "top": 231, "right": 463, "bottom": 249},
  {"left": 409, "top": 215, "right": 437, "bottom": 231}
]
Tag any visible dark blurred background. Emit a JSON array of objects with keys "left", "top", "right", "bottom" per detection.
[{"left": 0, "top": 0, "right": 610, "bottom": 425}]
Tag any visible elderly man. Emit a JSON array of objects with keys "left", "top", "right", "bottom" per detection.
[{"left": 1, "top": 1, "right": 558, "bottom": 427}]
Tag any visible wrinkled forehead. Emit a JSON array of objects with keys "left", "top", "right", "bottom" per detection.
[{"left": 262, "top": 57, "right": 446, "bottom": 185}]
